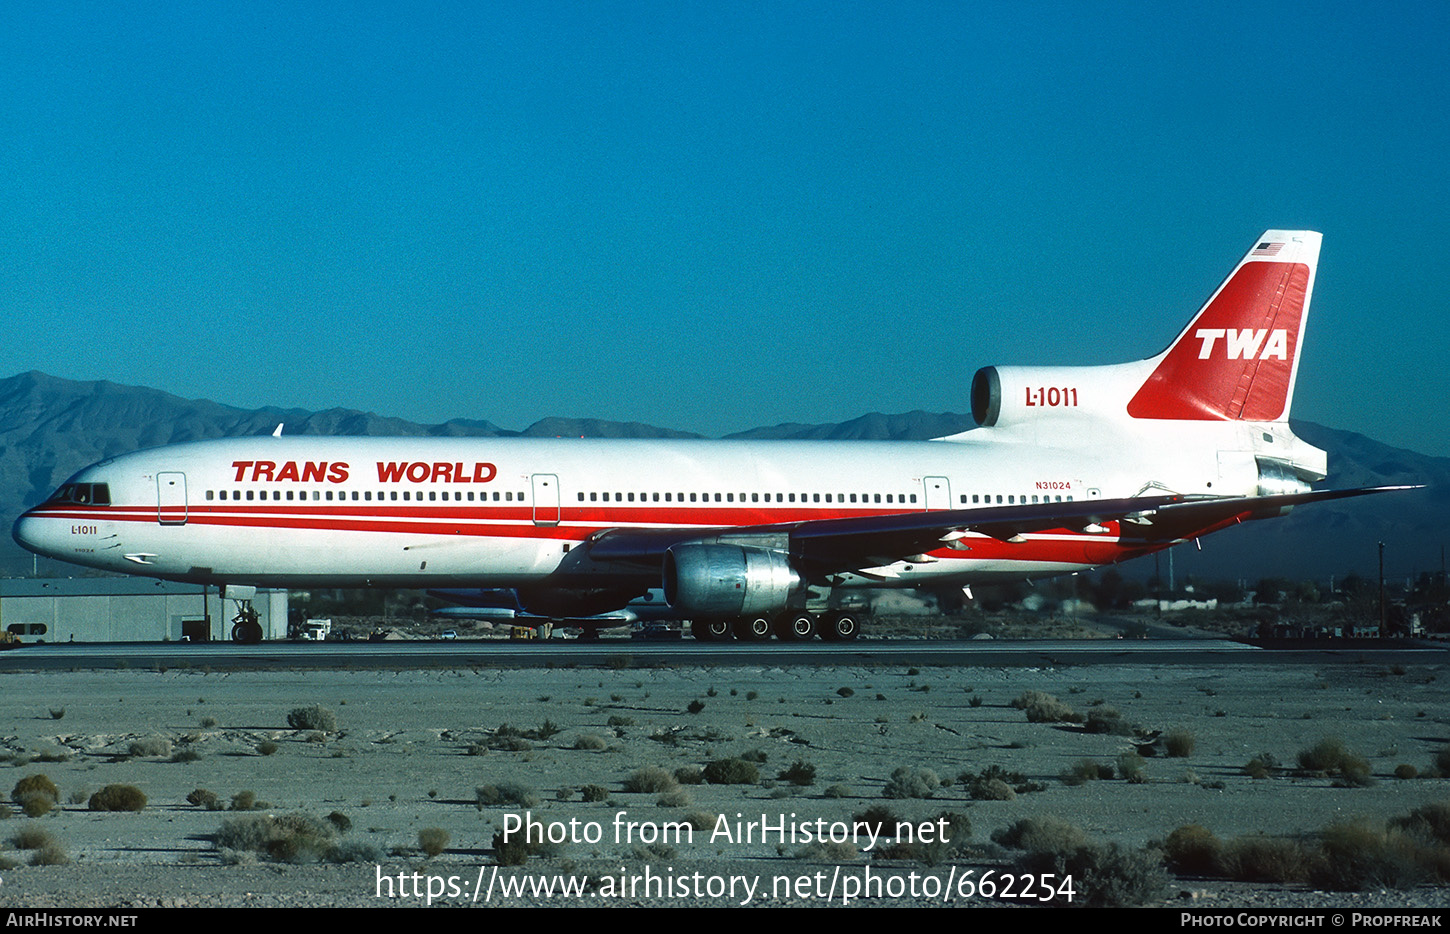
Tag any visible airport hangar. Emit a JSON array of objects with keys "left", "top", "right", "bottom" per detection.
[{"left": 0, "top": 578, "right": 288, "bottom": 643}]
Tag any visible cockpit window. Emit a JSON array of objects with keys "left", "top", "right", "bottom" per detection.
[{"left": 45, "top": 483, "right": 111, "bottom": 506}]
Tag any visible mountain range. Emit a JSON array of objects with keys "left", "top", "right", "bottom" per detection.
[{"left": 1, "top": 371, "right": 1442, "bottom": 584}]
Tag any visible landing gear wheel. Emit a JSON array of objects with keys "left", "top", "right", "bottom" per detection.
[
  {"left": 690, "top": 619, "right": 734, "bottom": 641},
  {"left": 733, "top": 616, "right": 774, "bottom": 641},
  {"left": 820, "top": 613, "right": 860, "bottom": 641},
  {"left": 230, "top": 605, "right": 263, "bottom": 644},
  {"left": 775, "top": 612, "right": 818, "bottom": 641}
]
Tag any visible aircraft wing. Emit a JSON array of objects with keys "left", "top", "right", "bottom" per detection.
[{"left": 584, "top": 486, "right": 1415, "bottom": 578}]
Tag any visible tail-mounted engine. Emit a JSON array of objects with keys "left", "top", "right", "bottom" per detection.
[
  {"left": 663, "top": 544, "right": 801, "bottom": 619},
  {"left": 971, "top": 362, "right": 1147, "bottom": 429}
]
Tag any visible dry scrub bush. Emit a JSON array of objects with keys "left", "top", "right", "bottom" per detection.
[
  {"left": 419, "top": 827, "right": 451, "bottom": 857},
  {"left": 88, "top": 784, "right": 147, "bottom": 812},
  {"left": 853, "top": 805, "right": 900, "bottom": 838},
  {"left": 883, "top": 766, "right": 940, "bottom": 799},
  {"left": 995, "top": 816, "right": 1164, "bottom": 907},
  {"left": 12, "top": 775, "right": 58, "bottom": 805},
  {"left": 778, "top": 760, "right": 816, "bottom": 786},
  {"left": 1316, "top": 821, "right": 1440, "bottom": 890},
  {"left": 12, "top": 774, "right": 58, "bottom": 818},
  {"left": 1084, "top": 706, "right": 1133, "bottom": 736},
  {"left": 703, "top": 758, "right": 758, "bottom": 785},
  {"left": 1217, "top": 836, "right": 1314, "bottom": 884},
  {"left": 1164, "top": 729, "right": 1196, "bottom": 757},
  {"left": 993, "top": 817, "right": 1091, "bottom": 855},
  {"left": 657, "top": 789, "right": 691, "bottom": 808},
  {"left": 1060, "top": 759, "right": 1115, "bottom": 785},
  {"left": 11, "top": 824, "right": 56, "bottom": 850},
  {"left": 1296, "top": 737, "right": 1374, "bottom": 787},
  {"left": 187, "top": 789, "right": 222, "bottom": 810},
  {"left": 1164, "top": 824, "right": 1222, "bottom": 876},
  {"left": 1118, "top": 751, "right": 1147, "bottom": 783},
  {"left": 476, "top": 782, "right": 540, "bottom": 809},
  {"left": 624, "top": 766, "right": 677, "bottom": 794},
  {"left": 287, "top": 705, "right": 339, "bottom": 733},
  {"left": 216, "top": 812, "right": 376, "bottom": 864},
  {"left": 129, "top": 736, "right": 173, "bottom": 758},
  {"left": 1020, "top": 841, "right": 1167, "bottom": 907},
  {"left": 1011, "top": 691, "right": 1083, "bottom": 724}
]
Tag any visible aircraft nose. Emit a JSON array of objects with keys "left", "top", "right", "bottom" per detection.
[{"left": 13, "top": 510, "right": 58, "bottom": 558}]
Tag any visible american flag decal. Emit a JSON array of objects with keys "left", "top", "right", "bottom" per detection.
[{"left": 1252, "top": 242, "right": 1284, "bottom": 256}]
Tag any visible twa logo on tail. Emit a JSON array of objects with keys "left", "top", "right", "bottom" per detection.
[
  {"left": 1194, "top": 328, "right": 1289, "bottom": 361},
  {"left": 1127, "top": 230, "right": 1320, "bottom": 422}
]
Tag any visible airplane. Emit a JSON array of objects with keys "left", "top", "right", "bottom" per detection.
[{"left": 12, "top": 230, "right": 1408, "bottom": 643}]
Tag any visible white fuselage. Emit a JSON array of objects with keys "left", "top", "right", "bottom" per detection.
[{"left": 11, "top": 417, "right": 1317, "bottom": 592}]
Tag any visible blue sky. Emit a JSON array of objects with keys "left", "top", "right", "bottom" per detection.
[{"left": 1, "top": 2, "right": 1446, "bottom": 454}]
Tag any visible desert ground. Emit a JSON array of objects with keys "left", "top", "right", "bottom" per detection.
[{"left": 0, "top": 651, "right": 1446, "bottom": 908}]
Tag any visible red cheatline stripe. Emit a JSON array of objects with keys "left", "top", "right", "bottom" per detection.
[{"left": 23, "top": 510, "right": 1158, "bottom": 566}]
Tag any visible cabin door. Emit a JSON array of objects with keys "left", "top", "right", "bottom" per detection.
[
  {"left": 531, "top": 474, "right": 560, "bottom": 526},
  {"left": 157, "top": 472, "right": 188, "bottom": 525}
]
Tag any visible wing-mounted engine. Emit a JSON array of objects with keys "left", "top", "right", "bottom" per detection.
[
  {"left": 970, "top": 362, "right": 1150, "bottom": 429},
  {"left": 663, "top": 543, "right": 802, "bottom": 618}
]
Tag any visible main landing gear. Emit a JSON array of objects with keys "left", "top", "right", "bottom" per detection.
[
  {"left": 690, "top": 611, "right": 860, "bottom": 643},
  {"left": 230, "top": 601, "right": 263, "bottom": 644}
]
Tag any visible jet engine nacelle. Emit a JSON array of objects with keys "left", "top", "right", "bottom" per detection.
[
  {"left": 970, "top": 363, "right": 1146, "bottom": 428},
  {"left": 663, "top": 544, "right": 801, "bottom": 619}
]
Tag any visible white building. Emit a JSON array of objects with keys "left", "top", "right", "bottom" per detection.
[{"left": 0, "top": 578, "right": 287, "bottom": 642}]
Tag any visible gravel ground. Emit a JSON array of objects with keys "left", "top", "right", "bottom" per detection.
[{"left": 0, "top": 657, "right": 1446, "bottom": 909}]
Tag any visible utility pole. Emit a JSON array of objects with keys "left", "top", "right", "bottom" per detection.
[{"left": 1379, "top": 541, "right": 1386, "bottom": 634}]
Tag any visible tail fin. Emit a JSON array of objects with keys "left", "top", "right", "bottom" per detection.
[{"left": 1127, "top": 230, "right": 1320, "bottom": 422}]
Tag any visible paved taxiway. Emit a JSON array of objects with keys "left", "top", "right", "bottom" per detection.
[{"left": 0, "top": 637, "right": 1444, "bottom": 672}]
